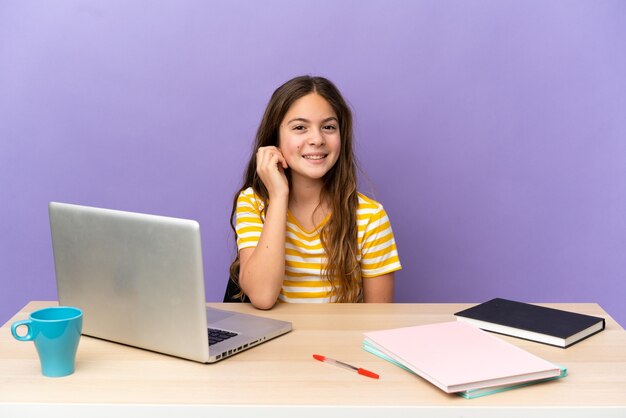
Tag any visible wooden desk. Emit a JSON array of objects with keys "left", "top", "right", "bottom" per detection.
[{"left": 1, "top": 302, "right": 625, "bottom": 417}]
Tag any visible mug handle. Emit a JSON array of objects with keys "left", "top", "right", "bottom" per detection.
[{"left": 11, "top": 320, "right": 34, "bottom": 341}]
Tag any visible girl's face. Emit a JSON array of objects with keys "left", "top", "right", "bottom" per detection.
[{"left": 278, "top": 93, "right": 341, "bottom": 183}]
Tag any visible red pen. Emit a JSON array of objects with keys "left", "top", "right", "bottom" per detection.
[{"left": 313, "top": 354, "right": 380, "bottom": 379}]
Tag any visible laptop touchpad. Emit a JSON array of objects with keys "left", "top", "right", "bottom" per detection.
[{"left": 206, "top": 308, "right": 236, "bottom": 322}]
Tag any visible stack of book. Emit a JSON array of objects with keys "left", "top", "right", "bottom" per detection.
[
  {"left": 364, "top": 299, "right": 606, "bottom": 398},
  {"left": 363, "top": 321, "right": 567, "bottom": 399}
]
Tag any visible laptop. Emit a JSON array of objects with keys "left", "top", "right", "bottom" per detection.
[{"left": 48, "top": 202, "right": 292, "bottom": 363}]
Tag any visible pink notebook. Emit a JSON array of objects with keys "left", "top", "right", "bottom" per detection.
[{"left": 363, "top": 321, "right": 561, "bottom": 393}]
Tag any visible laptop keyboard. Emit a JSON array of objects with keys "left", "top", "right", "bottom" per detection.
[{"left": 208, "top": 328, "right": 238, "bottom": 346}]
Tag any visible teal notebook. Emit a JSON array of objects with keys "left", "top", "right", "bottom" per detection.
[{"left": 362, "top": 341, "right": 567, "bottom": 399}]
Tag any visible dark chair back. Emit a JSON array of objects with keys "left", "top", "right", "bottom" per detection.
[{"left": 223, "top": 278, "right": 249, "bottom": 303}]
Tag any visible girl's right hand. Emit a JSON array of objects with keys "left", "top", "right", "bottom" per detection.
[{"left": 256, "top": 146, "right": 289, "bottom": 198}]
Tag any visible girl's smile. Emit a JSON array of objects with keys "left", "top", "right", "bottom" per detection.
[{"left": 302, "top": 152, "right": 329, "bottom": 163}]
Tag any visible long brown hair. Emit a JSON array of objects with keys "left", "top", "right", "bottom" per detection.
[{"left": 229, "top": 75, "right": 361, "bottom": 302}]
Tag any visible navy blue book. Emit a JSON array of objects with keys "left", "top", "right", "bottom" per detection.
[{"left": 454, "top": 298, "right": 605, "bottom": 348}]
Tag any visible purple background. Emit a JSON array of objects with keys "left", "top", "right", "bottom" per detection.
[{"left": 1, "top": 1, "right": 625, "bottom": 326}]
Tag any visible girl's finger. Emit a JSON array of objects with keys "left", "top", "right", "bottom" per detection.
[{"left": 272, "top": 151, "right": 288, "bottom": 169}]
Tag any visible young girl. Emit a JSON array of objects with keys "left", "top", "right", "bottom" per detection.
[{"left": 229, "top": 76, "right": 401, "bottom": 309}]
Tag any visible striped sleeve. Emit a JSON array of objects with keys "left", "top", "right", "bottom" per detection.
[
  {"left": 235, "top": 188, "right": 264, "bottom": 250},
  {"left": 359, "top": 201, "right": 402, "bottom": 278}
]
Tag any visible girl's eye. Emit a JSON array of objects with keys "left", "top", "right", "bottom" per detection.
[
  {"left": 323, "top": 125, "right": 338, "bottom": 131},
  {"left": 293, "top": 125, "right": 306, "bottom": 131}
]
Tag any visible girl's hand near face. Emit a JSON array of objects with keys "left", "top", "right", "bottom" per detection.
[{"left": 256, "top": 146, "right": 289, "bottom": 198}]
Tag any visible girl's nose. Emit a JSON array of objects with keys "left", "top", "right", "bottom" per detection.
[{"left": 308, "top": 129, "right": 325, "bottom": 145}]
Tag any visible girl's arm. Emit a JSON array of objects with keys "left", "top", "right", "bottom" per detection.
[
  {"left": 238, "top": 147, "right": 289, "bottom": 309},
  {"left": 363, "top": 273, "right": 395, "bottom": 303},
  {"left": 238, "top": 197, "right": 287, "bottom": 309}
]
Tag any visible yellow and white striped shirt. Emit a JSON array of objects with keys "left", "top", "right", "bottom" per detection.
[{"left": 235, "top": 187, "right": 402, "bottom": 303}]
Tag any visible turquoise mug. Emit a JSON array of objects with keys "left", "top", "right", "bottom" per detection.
[{"left": 11, "top": 306, "right": 83, "bottom": 377}]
